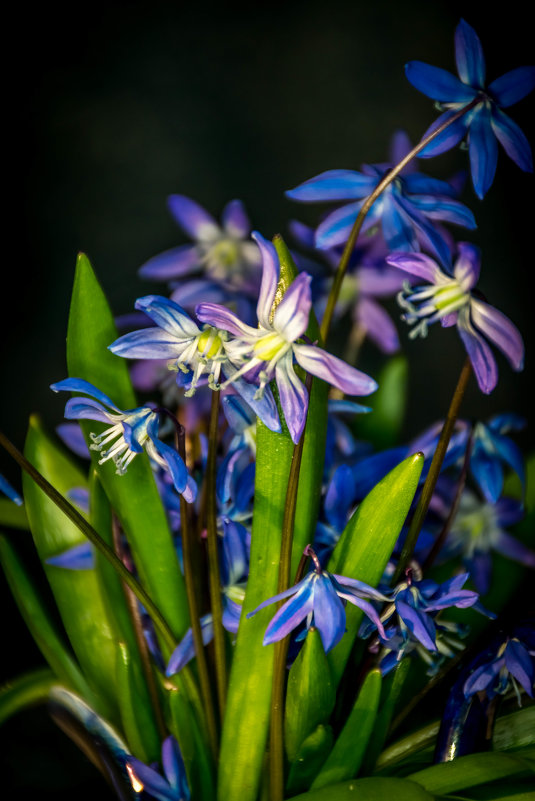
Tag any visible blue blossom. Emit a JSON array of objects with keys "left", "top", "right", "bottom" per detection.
[
  {"left": 51, "top": 378, "right": 197, "bottom": 502},
  {"left": 126, "top": 735, "right": 190, "bottom": 801},
  {"left": 377, "top": 617, "right": 469, "bottom": 677},
  {"left": 197, "top": 232, "right": 378, "bottom": 443},
  {"left": 286, "top": 131, "right": 476, "bottom": 267},
  {"left": 389, "top": 244, "right": 524, "bottom": 393},
  {"left": 314, "top": 464, "right": 357, "bottom": 565},
  {"left": 463, "top": 624, "right": 535, "bottom": 703},
  {"left": 0, "top": 473, "right": 23, "bottom": 506},
  {"left": 247, "top": 547, "right": 388, "bottom": 653},
  {"left": 405, "top": 19, "right": 535, "bottom": 198}
]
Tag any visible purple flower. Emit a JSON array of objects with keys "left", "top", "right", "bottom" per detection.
[
  {"left": 247, "top": 547, "right": 389, "bottom": 653},
  {"left": 50, "top": 378, "right": 197, "bottom": 502},
  {"left": 126, "top": 735, "right": 190, "bottom": 801},
  {"left": 139, "top": 195, "right": 261, "bottom": 294},
  {"left": 286, "top": 131, "right": 476, "bottom": 267},
  {"left": 463, "top": 626, "right": 535, "bottom": 703},
  {"left": 388, "top": 243, "right": 524, "bottom": 393},
  {"left": 197, "top": 232, "right": 378, "bottom": 443},
  {"left": 406, "top": 19, "right": 535, "bottom": 198}
]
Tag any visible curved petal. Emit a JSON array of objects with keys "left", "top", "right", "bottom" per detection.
[
  {"left": 494, "top": 532, "right": 535, "bottom": 569},
  {"left": 47, "top": 542, "right": 95, "bottom": 570},
  {"left": 389, "top": 129, "right": 412, "bottom": 168},
  {"left": 408, "top": 194, "right": 477, "bottom": 230},
  {"left": 51, "top": 378, "right": 120, "bottom": 411},
  {"left": 315, "top": 200, "right": 366, "bottom": 249},
  {"left": 161, "top": 736, "right": 189, "bottom": 797},
  {"left": 405, "top": 61, "right": 478, "bottom": 102},
  {"left": 463, "top": 659, "right": 502, "bottom": 696},
  {"left": 63, "top": 397, "right": 114, "bottom": 424},
  {"left": 196, "top": 302, "right": 258, "bottom": 338},
  {"left": 454, "top": 242, "right": 481, "bottom": 289},
  {"left": 505, "top": 640, "right": 534, "bottom": 697},
  {"left": 489, "top": 66, "right": 535, "bottom": 108},
  {"left": 312, "top": 575, "right": 347, "bottom": 652},
  {"left": 127, "top": 759, "right": 177, "bottom": 801},
  {"left": 109, "top": 328, "right": 187, "bottom": 359},
  {"left": 331, "top": 574, "right": 388, "bottom": 602},
  {"left": 455, "top": 19, "right": 485, "bottom": 89},
  {"left": 457, "top": 306, "right": 498, "bottom": 394},
  {"left": 134, "top": 295, "right": 200, "bottom": 339},
  {"left": 403, "top": 173, "right": 459, "bottom": 197},
  {"left": 471, "top": 446, "right": 504, "bottom": 503},
  {"left": 261, "top": 577, "right": 316, "bottom": 644},
  {"left": 247, "top": 575, "right": 312, "bottom": 618},
  {"left": 393, "top": 194, "right": 453, "bottom": 268},
  {"left": 381, "top": 194, "right": 419, "bottom": 252},
  {"left": 294, "top": 344, "right": 378, "bottom": 396},
  {"left": 356, "top": 297, "right": 400, "bottom": 354},
  {"left": 396, "top": 598, "right": 437, "bottom": 651},
  {"left": 167, "top": 194, "right": 220, "bottom": 241},
  {"left": 148, "top": 436, "right": 196, "bottom": 501},
  {"left": 56, "top": 423, "right": 91, "bottom": 459},
  {"left": 470, "top": 299, "right": 524, "bottom": 371},
  {"left": 337, "top": 593, "right": 387, "bottom": 639},
  {"left": 275, "top": 353, "right": 309, "bottom": 444},
  {"left": 273, "top": 273, "right": 312, "bottom": 340},
  {"left": 166, "top": 615, "right": 213, "bottom": 676},
  {"left": 223, "top": 365, "right": 282, "bottom": 434},
  {"left": 138, "top": 245, "right": 200, "bottom": 280},
  {"left": 418, "top": 110, "right": 470, "bottom": 158},
  {"left": 490, "top": 107, "right": 533, "bottom": 173},
  {"left": 222, "top": 199, "right": 251, "bottom": 238},
  {"left": 385, "top": 251, "right": 443, "bottom": 282},
  {"left": 468, "top": 106, "right": 498, "bottom": 199},
  {"left": 488, "top": 430, "right": 525, "bottom": 491},
  {"left": 252, "top": 231, "right": 279, "bottom": 328},
  {"left": 286, "top": 169, "right": 375, "bottom": 202}
]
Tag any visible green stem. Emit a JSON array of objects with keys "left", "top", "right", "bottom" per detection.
[
  {"left": 319, "top": 97, "right": 480, "bottom": 343},
  {"left": 206, "top": 389, "right": 227, "bottom": 722},
  {"left": 393, "top": 357, "right": 472, "bottom": 583},
  {"left": 0, "top": 430, "right": 177, "bottom": 656}
]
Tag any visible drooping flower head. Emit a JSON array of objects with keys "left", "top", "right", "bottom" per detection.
[
  {"left": 126, "top": 735, "right": 190, "bottom": 801},
  {"left": 388, "top": 243, "right": 524, "bottom": 393},
  {"left": 405, "top": 18, "right": 535, "bottom": 198},
  {"left": 51, "top": 378, "right": 197, "bottom": 502},
  {"left": 197, "top": 232, "right": 378, "bottom": 443},
  {"left": 463, "top": 623, "right": 535, "bottom": 703}
]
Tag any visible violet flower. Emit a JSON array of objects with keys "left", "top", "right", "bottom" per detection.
[{"left": 388, "top": 243, "right": 524, "bottom": 393}]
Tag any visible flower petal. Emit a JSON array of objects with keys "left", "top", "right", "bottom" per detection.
[
  {"left": 222, "top": 199, "right": 251, "bottom": 238},
  {"left": 455, "top": 19, "right": 485, "bottom": 89},
  {"left": 504, "top": 640, "right": 534, "bottom": 697},
  {"left": 134, "top": 295, "right": 200, "bottom": 339},
  {"left": 468, "top": 106, "right": 498, "bottom": 199},
  {"left": 109, "top": 328, "right": 188, "bottom": 360},
  {"left": 275, "top": 354, "right": 309, "bottom": 444},
  {"left": 457, "top": 306, "right": 498, "bottom": 394},
  {"left": 470, "top": 445, "right": 504, "bottom": 503},
  {"left": 167, "top": 195, "right": 220, "bottom": 241},
  {"left": 453, "top": 242, "right": 481, "bottom": 289},
  {"left": 138, "top": 245, "right": 200, "bottom": 280},
  {"left": 47, "top": 542, "right": 95, "bottom": 570},
  {"left": 490, "top": 107, "right": 533, "bottom": 173},
  {"left": 63, "top": 397, "right": 114, "bottom": 424},
  {"left": 356, "top": 297, "right": 400, "bottom": 354},
  {"left": 404, "top": 61, "right": 478, "bottom": 102},
  {"left": 286, "top": 170, "right": 375, "bottom": 202},
  {"left": 294, "top": 344, "right": 377, "bottom": 397},
  {"left": 252, "top": 231, "right": 279, "bottom": 328},
  {"left": 312, "top": 574, "right": 347, "bottom": 652},
  {"left": 51, "top": 378, "right": 120, "bottom": 411},
  {"left": 396, "top": 598, "right": 437, "bottom": 651},
  {"left": 385, "top": 251, "right": 443, "bottom": 282},
  {"left": 56, "top": 423, "right": 91, "bottom": 459},
  {"left": 418, "top": 110, "right": 470, "bottom": 158},
  {"left": 261, "top": 577, "right": 316, "bottom": 644},
  {"left": 470, "top": 299, "right": 524, "bottom": 371},
  {"left": 315, "top": 200, "right": 366, "bottom": 249},
  {"left": 166, "top": 615, "right": 214, "bottom": 676},
  {"left": 489, "top": 66, "right": 535, "bottom": 108},
  {"left": 196, "top": 302, "right": 258, "bottom": 338},
  {"left": 273, "top": 273, "right": 312, "bottom": 341}
]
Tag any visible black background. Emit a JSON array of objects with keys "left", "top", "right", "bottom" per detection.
[{"left": 1, "top": 0, "right": 534, "bottom": 796}]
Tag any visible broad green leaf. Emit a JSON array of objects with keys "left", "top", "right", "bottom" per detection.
[
  {"left": 289, "top": 776, "right": 434, "bottom": 800},
  {"left": 0, "top": 532, "right": 98, "bottom": 706},
  {"left": 0, "top": 498, "right": 28, "bottom": 529},
  {"left": 286, "top": 724, "right": 334, "bottom": 796},
  {"left": 22, "top": 415, "right": 119, "bottom": 720},
  {"left": 362, "top": 658, "right": 410, "bottom": 773},
  {"left": 311, "top": 668, "right": 382, "bottom": 789},
  {"left": 0, "top": 668, "right": 58, "bottom": 725},
  {"left": 66, "top": 252, "right": 188, "bottom": 641},
  {"left": 493, "top": 707, "right": 535, "bottom": 751},
  {"left": 116, "top": 643, "right": 160, "bottom": 763},
  {"left": 327, "top": 453, "right": 424, "bottom": 684},
  {"left": 217, "top": 236, "right": 328, "bottom": 801},
  {"left": 408, "top": 748, "right": 535, "bottom": 794},
  {"left": 168, "top": 683, "right": 215, "bottom": 801},
  {"left": 285, "top": 627, "right": 335, "bottom": 762},
  {"left": 354, "top": 355, "right": 408, "bottom": 449}
]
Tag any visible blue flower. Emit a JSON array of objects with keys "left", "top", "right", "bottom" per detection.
[
  {"left": 247, "top": 547, "right": 388, "bottom": 653},
  {"left": 286, "top": 131, "right": 476, "bottom": 267},
  {"left": 51, "top": 378, "right": 197, "bottom": 502},
  {"left": 0, "top": 473, "right": 23, "bottom": 506},
  {"left": 405, "top": 19, "right": 535, "bottom": 198},
  {"left": 126, "top": 735, "right": 190, "bottom": 801},
  {"left": 197, "top": 232, "right": 378, "bottom": 443},
  {"left": 389, "top": 244, "right": 524, "bottom": 393},
  {"left": 463, "top": 624, "right": 535, "bottom": 703}
]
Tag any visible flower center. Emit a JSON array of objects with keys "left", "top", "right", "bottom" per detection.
[
  {"left": 398, "top": 278, "right": 470, "bottom": 338},
  {"left": 197, "top": 327, "right": 224, "bottom": 359},
  {"left": 253, "top": 331, "right": 287, "bottom": 361}
]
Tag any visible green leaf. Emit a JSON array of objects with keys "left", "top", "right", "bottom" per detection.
[
  {"left": 311, "top": 668, "right": 382, "bottom": 789},
  {"left": 0, "top": 668, "right": 58, "bottom": 726},
  {"left": 362, "top": 658, "right": 411, "bottom": 773},
  {"left": 286, "top": 724, "right": 334, "bottom": 796},
  {"left": 22, "top": 415, "right": 120, "bottom": 721},
  {"left": 354, "top": 355, "right": 408, "bottom": 449},
  {"left": 115, "top": 643, "right": 160, "bottom": 763},
  {"left": 217, "top": 236, "right": 329, "bottom": 801},
  {"left": 408, "top": 749, "right": 535, "bottom": 794},
  {"left": 285, "top": 627, "right": 335, "bottom": 762},
  {"left": 493, "top": 707, "right": 535, "bottom": 751},
  {"left": 327, "top": 453, "right": 424, "bottom": 685},
  {"left": 0, "top": 498, "right": 29, "bottom": 529},
  {"left": 0, "top": 532, "right": 98, "bottom": 707},
  {"left": 289, "top": 776, "right": 435, "bottom": 800},
  {"left": 167, "top": 683, "right": 215, "bottom": 801},
  {"left": 66, "top": 252, "right": 188, "bottom": 642}
]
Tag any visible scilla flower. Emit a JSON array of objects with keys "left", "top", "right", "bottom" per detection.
[
  {"left": 197, "top": 232, "right": 378, "bottom": 443},
  {"left": 126, "top": 735, "right": 190, "bottom": 801},
  {"left": 247, "top": 546, "right": 388, "bottom": 653},
  {"left": 388, "top": 243, "right": 524, "bottom": 393},
  {"left": 51, "top": 378, "right": 197, "bottom": 502},
  {"left": 0, "top": 473, "right": 23, "bottom": 505},
  {"left": 406, "top": 19, "right": 535, "bottom": 198},
  {"left": 463, "top": 624, "right": 535, "bottom": 703}
]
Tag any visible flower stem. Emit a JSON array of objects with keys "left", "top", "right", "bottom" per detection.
[
  {"left": 393, "top": 356, "right": 472, "bottom": 583},
  {"left": 319, "top": 97, "right": 480, "bottom": 343},
  {"left": 0, "top": 430, "right": 178, "bottom": 656},
  {"left": 206, "top": 389, "right": 228, "bottom": 722}
]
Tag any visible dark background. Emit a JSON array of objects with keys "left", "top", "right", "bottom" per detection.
[{"left": 1, "top": 0, "right": 534, "bottom": 796}]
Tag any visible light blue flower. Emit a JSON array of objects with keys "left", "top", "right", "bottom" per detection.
[
  {"left": 405, "top": 19, "right": 535, "bottom": 198},
  {"left": 197, "top": 232, "right": 378, "bottom": 443},
  {"left": 51, "top": 378, "right": 196, "bottom": 502},
  {"left": 0, "top": 473, "right": 23, "bottom": 506}
]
